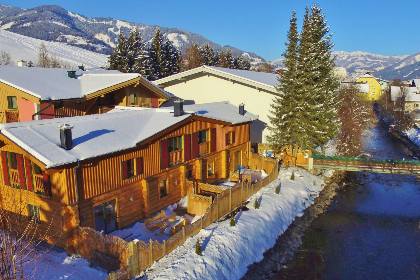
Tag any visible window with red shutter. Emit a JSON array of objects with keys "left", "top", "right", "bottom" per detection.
[
  {"left": 1, "top": 151, "right": 10, "bottom": 186},
  {"left": 42, "top": 171, "right": 51, "bottom": 197},
  {"left": 210, "top": 128, "right": 216, "bottom": 153},
  {"left": 160, "top": 139, "right": 169, "bottom": 169},
  {"left": 136, "top": 157, "right": 143, "bottom": 175},
  {"left": 232, "top": 131, "right": 235, "bottom": 144},
  {"left": 184, "top": 134, "right": 191, "bottom": 161},
  {"left": 16, "top": 154, "right": 26, "bottom": 190},
  {"left": 121, "top": 160, "right": 128, "bottom": 179},
  {"left": 192, "top": 132, "right": 199, "bottom": 159},
  {"left": 24, "top": 158, "right": 33, "bottom": 192}
]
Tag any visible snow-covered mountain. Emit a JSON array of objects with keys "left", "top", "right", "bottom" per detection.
[
  {"left": 271, "top": 51, "right": 420, "bottom": 80},
  {"left": 0, "top": 29, "right": 107, "bottom": 69},
  {"left": 0, "top": 4, "right": 264, "bottom": 64}
]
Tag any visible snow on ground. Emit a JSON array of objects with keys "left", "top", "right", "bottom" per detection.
[
  {"left": 0, "top": 29, "right": 108, "bottom": 69},
  {"left": 138, "top": 167, "right": 326, "bottom": 280},
  {"left": 17, "top": 245, "right": 108, "bottom": 280},
  {"left": 405, "top": 125, "right": 420, "bottom": 148}
]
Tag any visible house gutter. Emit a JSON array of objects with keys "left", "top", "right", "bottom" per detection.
[{"left": 32, "top": 100, "right": 52, "bottom": 120}]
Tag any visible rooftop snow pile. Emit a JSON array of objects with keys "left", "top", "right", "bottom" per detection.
[{"left": 0, "top": 102, "right": 256, "bottom": 168}]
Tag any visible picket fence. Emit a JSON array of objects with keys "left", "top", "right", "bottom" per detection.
[{"left": 92, "top": 154, "right": 279, "bottom": 280}]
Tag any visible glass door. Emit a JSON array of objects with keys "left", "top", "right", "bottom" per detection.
[{"left": 94, "top": 200, "right": 117, "bottom": 233}]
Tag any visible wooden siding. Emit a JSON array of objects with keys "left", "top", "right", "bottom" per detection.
[{"left": 71, "top": 119, "right": 250, "bottom": 203}]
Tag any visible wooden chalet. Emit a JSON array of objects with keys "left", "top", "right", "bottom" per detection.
[
  {"left": 0, "top": 101, "right": 257, "bottom": 250},
  {"left": 0, "top": 65, "right": 172, "bottom": 123}
]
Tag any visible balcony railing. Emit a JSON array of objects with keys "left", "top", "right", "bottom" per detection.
[
  {"left": 5, "top": 110, "right": 19, "bottom": 123},
  {"left": 169, "top": 149, "right": 183, "bottom": 166},
  {"left": 9, "top": 169, "right": 20, "bottom": 187},
  {"left": 33, "top": 175, "right": 45, "bottom": 194},
  {"left": 199, "top": 142, "right": 210, "bottom": 156}
]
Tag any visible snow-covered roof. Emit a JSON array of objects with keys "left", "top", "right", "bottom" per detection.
[
  {"left": 0, "top": 66, "right": 172, "bottom": 101},
  {"left": 0, "top": 102, "right": 256, "bottom": 168},
  {"left": 390, "top": 86, "right": 420, "bottom": 102},
  {"left": 154, "top": 65, "right": 279, "bottom": 94}
]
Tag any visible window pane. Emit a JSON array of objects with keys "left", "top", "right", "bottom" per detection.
[
  {"left": 10, "top": 153, "right": 17, "bottom": 169},
  {"left": 127, "top": 159, "right": 135, "bottom": 178},
  {"left": 7, "top": 96, "right": 17, "bottom": 109},
  {"left": 33, "top": 163, "right": 42, "bottom": 175}
]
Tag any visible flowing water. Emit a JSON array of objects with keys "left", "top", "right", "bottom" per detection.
[{"left": 276, "top": 123, "right": 420, "bottom": 280}]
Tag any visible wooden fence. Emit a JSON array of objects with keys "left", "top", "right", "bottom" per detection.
[{"left": 103, "top": 155, "right": 279, "bottom": 279}]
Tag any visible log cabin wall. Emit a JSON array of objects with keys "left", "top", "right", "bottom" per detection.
[{"left": 0, "top": 117, "right": 251, "bottom": 238}]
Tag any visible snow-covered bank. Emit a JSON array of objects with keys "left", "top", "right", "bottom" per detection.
[{"left": 139, "top": 168, "right": 329, "bottom": 280}]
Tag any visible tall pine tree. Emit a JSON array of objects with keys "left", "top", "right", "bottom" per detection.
[
  {"left": 162, "top": 38, "right": 181, "bottom": 77},
  {"left": 126, "top": 28, "right": 147, "bottom": 75},
  {"left": 201, "top": 43, "right": 216, "bottom": 66},
  {"left": 108, "top": 33, "right": 129, "bottom": 72},
  {"left": 268, "top": 11, "right": 301, "bottom": 153},
  {"left": 147, "top": 28, "right": 165, "bottom": 80},
  {"left": 301, "top": 5, "right": 339, "bottom": 153},
  {"left": 182, "top": 43, "right": 205, "bottom": 71}
]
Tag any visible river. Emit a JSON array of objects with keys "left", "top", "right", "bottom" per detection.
[{"left": 275, "top": 122, "right": 420, "bottom": 280}]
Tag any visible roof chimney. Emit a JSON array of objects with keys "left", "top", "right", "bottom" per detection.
[
  {"left": 58, "top": 124, "right": 74, "bottom": 150},
  {"left": 174, "top": 100, "right": 184, "bottom": 117},
  {"left": 239, "top": 103, "right": 245, "bottom": 116},
  {"left": 78, "top": 65, "right": 85, "bottom": 71},
  {"left": 17, "top": 60, "right": 27, "bottom": 67},
  {"left": 67, "top": 70, "right": 76, "bottom": 79}
]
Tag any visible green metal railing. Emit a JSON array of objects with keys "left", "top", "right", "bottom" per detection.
[{"left": 312, "top": 154, "right": 420, "bottom": 166}]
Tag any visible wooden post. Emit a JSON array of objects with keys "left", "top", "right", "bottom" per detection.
[
  {"left": 229, "top": 188, "right": 232, "bottom": 211},
  {"left": 221, "top": 150, "right": 228, "bottom": 178},
  {"left": 109, "top": 271, "right": 116, "bottom": 280},
  {"left": 163, "top": 240, "right": 167, "bottom": 255},
  {"left": 187, "top": 194, "right": 190, "bottom": 214},
  {"left": 141, "top": 179, "right": 150, "bottom": 217},
  {"left": 128, "top": 241, "right": 139, "bottom": 277},
  {"left": 149, "top": 240, "right": 153, "bottom": 265},
  {"left": 217, "top": 195, "right": 219, "bottom": 220},
  {"left": 209, "top": 204, "right": 212, "bottom": 223},
  {"left": 180, "top": 165, "right": 187, "bottom": 197},
  {"left": 200, "top": 216, "right": 203, "bottom": 229},
  {"left": 127, "top": 256, "right": 135, "bottom": 279},
  {"left": 182, "top": 226, "right": 186, "bottom": 242}
]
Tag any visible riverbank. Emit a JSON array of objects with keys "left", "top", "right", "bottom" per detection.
[
  {"left": 242, "top": 170, "right": 348, "bottom": 280},
  {"left": 138, "top": 168, "right": 330, "bottom": 279}
]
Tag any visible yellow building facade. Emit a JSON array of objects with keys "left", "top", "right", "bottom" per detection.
[{"left": 356, "top": 73, "right": 382, "bottom": 101}]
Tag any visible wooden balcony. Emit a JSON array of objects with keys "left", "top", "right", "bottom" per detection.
[
  {"left": 5, "top": 110, "right": 19, "bottom": 123},
  {"left": 33, "top": 175, "right": 45, "bottom": 194},
  {"left": 9, "top": 169, "right": 20, "bottom": 187},
  {"left": 169, "top": 149, "right": 183, "bottom": 166},
  {"left": 199, "top": 142, "right": 210, "bottom": 156}
]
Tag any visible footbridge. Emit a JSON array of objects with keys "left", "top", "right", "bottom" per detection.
[{"left": 308, "top": 154, "right": 420, "bottom": 175}]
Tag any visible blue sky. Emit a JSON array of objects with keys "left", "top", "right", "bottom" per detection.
[{"left": 6, "top": 0, "right": 420, "bottom": 61}]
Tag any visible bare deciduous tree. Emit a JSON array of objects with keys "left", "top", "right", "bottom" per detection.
[
  {"left": 336, "top": 84, "right": 373, "bottom": 157},
  {"left": 0, "top": 50, "right": 14, "bottom": 66}
]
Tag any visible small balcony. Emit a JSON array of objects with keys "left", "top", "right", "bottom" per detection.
[
  {"left": 5, "top": 110, "right": 19, "bottom": 123},
  {"left": 199, "top": 142, "right": 210, "bottom": 156},
  {"left": 169, "top": 149, "right": 183, "bottom": 166}
]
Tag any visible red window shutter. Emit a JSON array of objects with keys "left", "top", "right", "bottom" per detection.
[
  {"left": 160, "top": 139, "right": 169, "bottom": 169},
  {"left": 151, "top": 97, "right": 159, "bottom": 108},
  {"left": 192, "top": 132, "right": 199, "bottom": 159},
  {"left": 1, "top": 151, "right": 10, "bottom": 186},
  {"left": 225, "top": 133, "right": 229, "bottom": 146},
  {"left": 24, "top": 157, "right": 33, "bottom": 191},
  {"left": 136, "top": 157, "right": 143, "bottom": 175},
  {"left": 16, "top": 154, "right": 26, "bottom": 190},
  {"left": 121, "top": 160, "right": 128, "bottom": 179},
  {"left": 232, "top": 131, "right": 236, "bottom": 144},
  {"left": 43, "top": 171, "right": 51, "bottom": 197},
  {"left": 210, "top": 128, "right": 216, "bottom": 153},
  {"left": 184, "top": 134, "right": 191, "bottom": 161}
]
